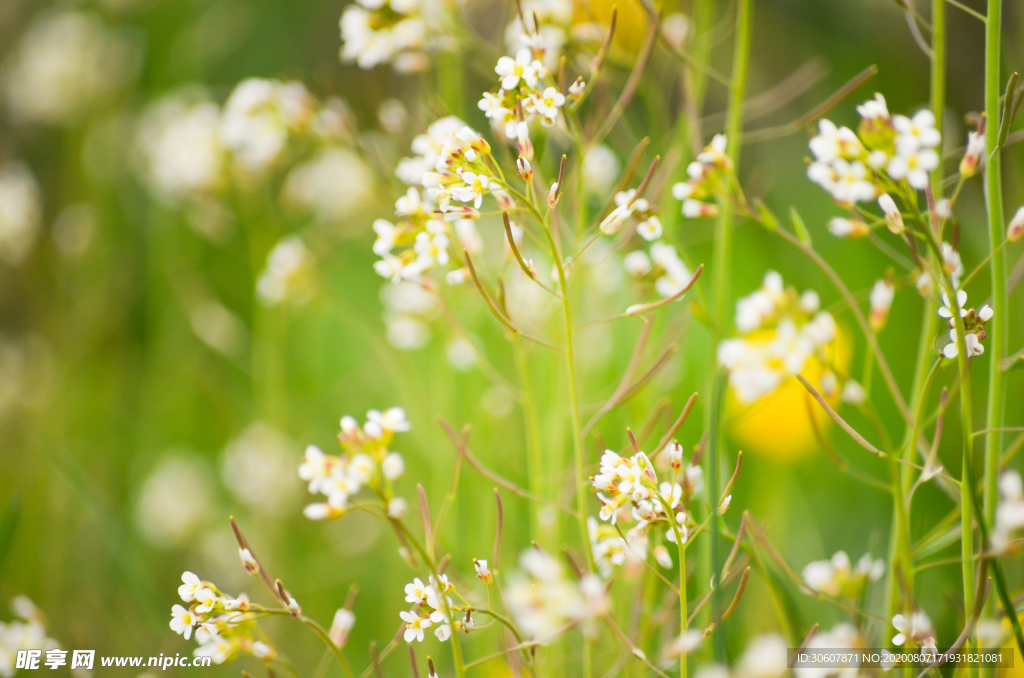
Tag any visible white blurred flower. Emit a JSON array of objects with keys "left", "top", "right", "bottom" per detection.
[
  {"left": 3, "top": 11, "right": 139, "bottom": 126},
  {"left": 0, "top": 163, "right": 42, "bottom": 265},
  {"left": 283, "top": 149, "right": 374, "bottom": 223},
  {"left": 220, "top": 79, "right": 315, "bottom": 172},
  {"left": 221, "top": 423, "right": 299, "bottom": 513},
  {"left": 256, "top": 236, "right": 314, "bottom": 306},
  {"left": 718, "top": 271, "right": 837, "bottom": 403},
  {"left": 137, "top": 96, "right": 224, "bottom": 202},
  {"left": 583, "top": 145, "right": 620, "bottom": 194},
  {"left": 992, "top": 470, "right": 1024, "bottom": 552},
  {"left": 135, "top": 454, "right": 215, "bottom": 547}
]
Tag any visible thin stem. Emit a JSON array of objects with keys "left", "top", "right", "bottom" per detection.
[
  {"left": 539, "top": 204, "right": 594, "bottom": 575},
  {"left": 705, "top": 1, "right": 752, "bottom": 665},
  {"left": 982, "top": 0, "right": 1007, "bottom": 648}
]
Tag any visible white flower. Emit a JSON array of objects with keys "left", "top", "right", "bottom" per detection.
[
  {"left": 856, "top": 93, "right": 889, "bottom": 120},
  {"left": 697, "top": 134, "right": 730, "bottom": 167},
  {"left": 256, "top": 236, "right": 313, "bottom": 306},
  {"left": 892, "top": 612, "right": 934, "bottom": 647},
  {"left": 821, "top": 159, "right": 875, "bottom": 204},
  {"left": 178, "top": 572, "right": 202, "bottom": 602},
  {"left": 636, "top": 216, "right": 663, "bottom": 241},
  {"left": 452, "top": 172, "right": 494, "bottom": 209},
  {"left": 367, "top": 406, "right": 411, "bottom": 434},
  {"left": 3, "top": 11, "right": 138, "bottom": 126},
  {"left": 938, "top": 290, "right": 968, "bottom": 323},
  {"left": 840, "top": 380, "right": 866, "bottom": 406},
  {"left": 892, "top": 110, "right": 941, "bottom": 151},
  {"left": 0, "top": 162, "right": 42, "bottom": 264},
  {"left": 809, "top": 120, "right": 862, "bottom": 162},
  {"left": 284, "top": 149, "right": 374, "bottom": 222},
  {"left": 378, "top": 453, "right": 404, "bottom": 482},
  {"left": 220, "top": 79, "right": 314, "bottom": 172},
  {"left": 623, "top": 250, "right": 651, "bottom": 277},
  {"left": 404, "top": 578, "right": 429, "bottom": 604},
  {"left": 169, "top": 605, "right": 196, "bottom": 640},
  {"left": 887, "top": 145, "right": 939, "bottom": 190},
  {"left": 583, "top": 145, "right": 620, "bottom": 194},
  {"left": 298, "top": 445, "right": 332, "bottom": 494},
  {"left": 400, "top": 610, "right": 431, "bottom": 643},
  {"left": 942, "top": 329, "right": 984, "bottom": 359},
  {"left": 495, "top": 48, "right": 544, "bottom": 90},
  {"left": 136, "top": 98, "right": 223, "bottom": 204}
]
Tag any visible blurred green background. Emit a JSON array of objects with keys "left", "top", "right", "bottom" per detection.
[{"left": 1, "top": 0, "right": 1023, "bottom": 675}]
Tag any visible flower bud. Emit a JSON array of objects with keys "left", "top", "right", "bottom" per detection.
[
  {"left": 517, "top": 155, "right": 533, "bottom": 182},
  {"left": 877, "top": 194, "right": 904, "bottom": 234},
  {"left": 667, "top": 441, "right": 684, "bottom": 471},
  {"left": 252, "top": 641, "right": 276, "bottom": 661},
  {"left": 653, "top": 545, "right": 673, "bottom": 569},
  {"left": 547, "top": 181, "right": 560, "bottom": 207},
  {"left": 682, "top": 199, "right": 717, "bottom": 219},
  {"left": 473, "top": 558, "right": 493, "bottom": 584},
  {"left": 960, "top": 129, "right": 985, "bottom": 177},
  {"left": 238, "top": 547, "right": 259, "bottom": 575},
  {"left": 446, "top": 267, "right": 470, "bottom": 285},
  {"left": 1008, "top": 206, "right": 1024, "bottom": 243},
  {"left": 516, "top": 121, "right": 532, "bottom": 160},
  {"left": 329, "top": 608, "right": 356, "bottom": 648},
  {"left": 387, "top": 497, "right": 408, "bottom": 519},
  {"left": 568, "top": 77, "right": 585, "bottom": 98},
  {"left": 869, "top": 279, "right": 895, "bottom": 332},
  {"left": 828, "top": 217, "right": 869, "bottom": 238}
]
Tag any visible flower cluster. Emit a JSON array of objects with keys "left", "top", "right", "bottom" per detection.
[
  {"left": 299, "top": 407, "right": 410, "bottom": 520},
  {"left": 801, "top": 551, "right": 883, "bottom": 599},
  {"left": 477, "top": 43, "right": 572, "bottom": 147},
  {"left": 171, "top": 572, "right": 273, "bottom": 665},
  {"left": 717, "top": 271, "right": 841, "bottom": 404},
  {"left": 592, "top": 441, "right": 710, "bottom": 555},
  {"left": 506, "top": 549, "right": 608, "bottom": 641},
  {"left": 992, "top": 470, "right": 1024, "bottom": 552},
  {"left": 673, "top": 134, "right": 733, "bottom": 219},
  {"left": 808, "top": 94, "right": 941, "bottom": 203},
  {"left": 0, "top": 598, "right": 60, "bottom": 678},
  {"left": 138, "top": 79, "right": 357, "bottom": 204},
  {"left": 340, "top": 0, "right": 443, "bottom": 73},
  {"left": 937, "top": 290, "right": 993, "bottom": 359},
  {"left": 399, "top": 574, "right": 460, "bottom": 642},
  {"left": 377, "top": 119, "right": 501, "bottom": 283},
  {"left": 623, "top": 242, "right": 694, "bottom": 299}
]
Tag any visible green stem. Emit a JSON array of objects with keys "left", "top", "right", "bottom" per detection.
[
  {"left": 513, "top": 341, "right": 548, "bottom": 545},
  {"left": 930, "top": 0, "right": 946, "bottom": 198},
  {"left": 983, "top": 0, "right": 1006, "bottom": 581},
  {"left": 707, "top": 2, "right": 752, "bottom": 661},
  {"left": 921, "top": 228, "right": 976, "bottom": 677}
]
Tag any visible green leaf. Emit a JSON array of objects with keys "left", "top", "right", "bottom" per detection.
[
  {"left": 790, "top": 207, "right": 812, "bottom": 246},
  {"left": 754, "top": 199, "right": 778, "bottom": 231}
]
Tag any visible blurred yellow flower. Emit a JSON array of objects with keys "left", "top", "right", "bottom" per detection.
[
  {"left": 726, "top": 325, "right": 852, "bottom": 460},
  {"left": 577, "top": 0, "right": 654, "bottom": 54}
]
